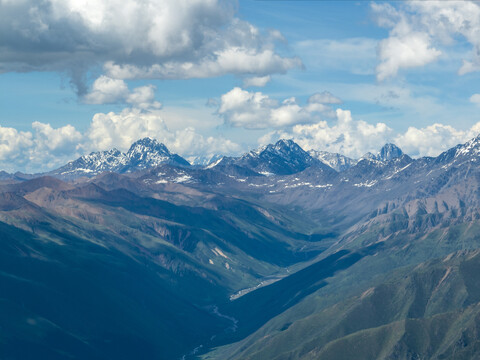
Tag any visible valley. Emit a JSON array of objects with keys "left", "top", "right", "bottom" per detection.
[{"left": 2, "top": 136, "right": 480, "bottom": 359}]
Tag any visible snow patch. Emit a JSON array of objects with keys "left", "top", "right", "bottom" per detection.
[
  {"left": 212, "top": 247, "right": 229, "bottom": 259},
  {"left": 174, "top": 174, "right": 192, "bottom": 183},
  {"left": 354, "top": 180, "right": 378, "bottom": 188}
]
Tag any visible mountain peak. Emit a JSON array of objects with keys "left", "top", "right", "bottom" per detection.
[
  {"left": 377, "top": 143, "right": 403, "bottom": 162},
  {"left": 128, "top": 137, "right": 170, "bottom": 155},
  {"left": 266, "top": 139, "right": 303, "bottom": 155},
  {"left": 50, "top": 138, "right": 189, "bottom": 177},
  {"left": 230, "top": 139, "right": 319, "bottom": 175},
  {"left": 274, "top": 138, "right": 296, "bottom": 147}
]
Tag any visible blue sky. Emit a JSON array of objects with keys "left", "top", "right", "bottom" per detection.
[{"left": 1, "top": 0, "right": 480, "bottom": 172}]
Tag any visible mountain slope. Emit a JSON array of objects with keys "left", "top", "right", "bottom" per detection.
[
  {"left": 308, "top": 150, "right": 356, "bottom": 172},
  {"left": 209, "top": 250, "right": 480, "bottom": 360},
  {"left": 0, "top": 217, "right": 229, "bottom": 360},
  {"left": 5, "top": 136, "right": 480, "bottom": 359},
  {"left": 0, "top": 174, "right": 335, "bottom": 359}
]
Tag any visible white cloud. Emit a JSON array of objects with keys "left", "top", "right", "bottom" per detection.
[
  {"left": 218, "top": 87, "right": 278, "bottom": 129},
  {"left": 126, "top": 85, "right": 162, "bottom": 109},
  {"left": 32, "top": 122, "right": 82, "bottom": 155},
  {"left": 243, "top": 75, "right": 271, "bottom": 88},
  {"left": 372, "top": 1, "right": 480, "bottom": 80},
  {"left": 376, "top": 32, "right": 441, "bottom": 81},
  {"left": 103, "top": 49, "right": 301, "bottom": 81},
  {"left": 83, "top": 76, "right": 162, "bottom": 108},
  {"left": 83, "top": 76, "right": 129, "bottom": 104},
  {"left": 0, "top": 126, "right": 33, "bottom": 171},
  {"left": 218, "top": 87, "right": 337, "bottom": 129},
  {"left": 0, "top": 122, "right": 84, "bottom": 172},
  {"left": 459, "top": 60, "right": 480, "bottom": 76},
  {"left": 394, "top": 123, "right": 480, "bottom": 157},
  {"left": 0, "top": 0, "right": 301, "bottom": 94},
  {"left": 470, "top": 94, "right": 480, "bottom": 104}
]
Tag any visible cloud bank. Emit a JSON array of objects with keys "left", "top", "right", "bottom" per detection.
[
  {"left": 1, "top": 102, "right": 479, "bottom": 172},
  {"left": 0, "top": 0, "right": 301, "bottom": 94},
  {"left": 0, "top": 105, "right": 240, "bottom": 173},
  {"left": 259, "top": 109, "right": 480, "bottom": 159}
]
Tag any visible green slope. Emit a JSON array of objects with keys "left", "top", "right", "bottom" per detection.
[{"left": 208, "top": 250, "right": 480, "bottom": 360}]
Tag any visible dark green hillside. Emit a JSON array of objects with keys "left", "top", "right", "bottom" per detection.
[
  {"left": 214, "top": 244, "right": 382, "bottom": 344},
  {"left": 209, "top": 250, "right": 480, "bottom": 360}
]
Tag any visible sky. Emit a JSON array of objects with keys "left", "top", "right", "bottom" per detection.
[{"left": 1, "top": 0, "right": 480, "bottom": 173}]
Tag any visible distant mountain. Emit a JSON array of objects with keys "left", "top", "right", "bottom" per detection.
[
  {"left": 214, "top": 139, "right": 332, "bottom": 176},
  {"left": 360, "top": 143, "right": 404, "bottom": 163},
  {"left": 50, "top": 138, "right": 190, "bottom": 178},
  {"left": 188, "top": 154, "right": 223, "bottom": 167},
  {"left": 308, "top": 150, "right": 356, "bottom": 172},
  {"left": 377, "top": 143, "right": 404, "bottom": 161},
  {"left": 433, "top": 134, "right": 480, "bottom": 168},
  {"left": 0, "top": 171, "right": 11, "bottom": 180}
]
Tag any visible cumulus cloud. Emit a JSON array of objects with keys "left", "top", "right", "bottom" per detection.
[
  {"left": 0, "top": 126, "right": 33, "bottom": 171},
  {"left": 126, "top": 85, "right": 162, "bottom": 109},
  {"left": 0, "top": 122, "right": 85, "bottom": 172},
  {"left": 32, "top": 122, "right": 82, "bottom": 155},
  {"left": 0, "top": 0, "right": 301, "bottom": 94},
  {"left": 83, "top": 76, "right": 162, "bottom": 108},
  {"left": 83, "top": 76, "right": 130, "bottom": 104},
  {"left": 82, "top": 75, "right": 162, "bottom": 109},
  {"left": 218, "top": 87, "right": 339, "bottom": 129},
  {"left": 372, "top": 1, "right": 480, "bottom": 80},
  {"left": 394, "top": 123, "right": 480, "bottom": 157}
]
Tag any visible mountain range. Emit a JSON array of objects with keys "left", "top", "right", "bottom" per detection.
[
  {"left": 35, "top": 137, "right": 406, "bottom": 179},
  {"left": 3, "top": 135, "right": 480, "bottom": 359}
]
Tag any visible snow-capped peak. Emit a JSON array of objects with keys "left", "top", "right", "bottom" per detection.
[
  {"left": 50, "top": 138, "right": 189, "bottom": 177},
  {"left": 127, "top": 137, "right": 170, "bottom": 156},
  {"left": 454, "top": 135, "right": 480, "bottom": 158}
]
